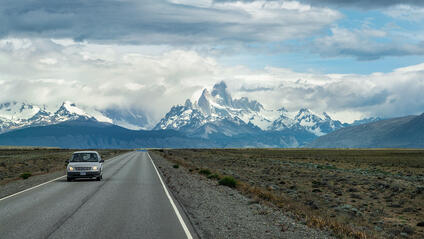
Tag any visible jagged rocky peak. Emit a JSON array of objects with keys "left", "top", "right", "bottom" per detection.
[
  {"left": 296, "top": 108, "right": 312, "bottom": 117},
  {"left": 184, "top": 99, "right": 193, "bottom": 108},
  {"left": 351, "top": 117, "right": 383, "bottom": 126},
  {"left": 233, "top": 97, "right": 263, "bottom": 112},
  {"left": 295, "top": 108, "right": 325, "bottom": 121},
  {"left": 278, "top": 107, "right": 288, "bottom": 113},
  {"left": 211, "top": 81, "right": 233, "bottom": 107},
  {"left": 155, "top": 81, "right": 270, "bottom": 132},
  {"left": 197, "top": 89, "right": 212, "bottom": 115},
  {"left": 197, "top": 81, "right": 263, "bottom": 113},
  {"left": 55, "top": 101, "right": 90, "bottom": 118},
  {"left": 323, "top": 112, "right": 332, "bottom": 120},
  {"left": 0, "top": 101, "right": 42, "bottom": 120}
]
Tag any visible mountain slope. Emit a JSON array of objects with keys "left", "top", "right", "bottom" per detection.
[
  {"left": 0, "top": 119, "right": 213, "bottom": 148},
  {"left": 308, "top": 114, "right": 424, "bottom": 148}
]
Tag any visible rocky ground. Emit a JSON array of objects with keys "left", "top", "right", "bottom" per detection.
[
  {"left": 152, "top": 149, "right": 424, "bottom": 239},
  {"left": 150, "top": 152, "right": 334, "bottom": 239}
]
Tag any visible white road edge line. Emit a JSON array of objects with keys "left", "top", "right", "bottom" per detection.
[
  {"left": 147, "top": 152, "right": 193, "bottom": 239},
  {"left": 0, "top": 175, "right": 66, "bottom": 202},
  {"left": 0, "top": 152, "right": 131, "bottom": 202}
]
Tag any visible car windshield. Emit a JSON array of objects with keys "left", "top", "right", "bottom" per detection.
[{"left": 71, "top": 153, "right": 98, "bottom": 162}]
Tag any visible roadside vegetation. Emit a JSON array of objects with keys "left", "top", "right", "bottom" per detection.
[
  {"left": 152, "top": 148, "right": 424, "bottom": 239},
  {"left": 19, "top": 172, "right": 32, "bottom": 179},
  {"left": 0, "top": 147, "right": 130, "bottom": 185}
]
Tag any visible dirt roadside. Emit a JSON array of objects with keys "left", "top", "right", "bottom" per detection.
[{"left": 150, "top": 151, "right": 333, "bottom": 239}]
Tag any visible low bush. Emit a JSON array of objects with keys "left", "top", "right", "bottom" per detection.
[
  {"left": 199, "top": 169, "right": 211, "bottom": 176},
  {"left": 219, "top": 176, "right": 237, "bottom": 188},
  {"left": 20, "top": 172, "right": 32, "bottom": 180}
]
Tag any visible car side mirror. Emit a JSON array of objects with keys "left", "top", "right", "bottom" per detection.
[{"left": 100, "top": 159, "right": 104, "bottom": 163}]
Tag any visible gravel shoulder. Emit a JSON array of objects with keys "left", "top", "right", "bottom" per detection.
[
  {"left": 0, "top": 170, "right": 65, "bottom": 199},
  {"left": 150, "top": 152, "right": 333, "bottom": 239}
]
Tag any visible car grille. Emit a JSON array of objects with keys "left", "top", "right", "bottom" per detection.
[{"left": 75, "top": 167, "right": 91, "bottom": 171}]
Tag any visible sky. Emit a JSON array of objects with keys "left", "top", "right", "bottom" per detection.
[{"left": 1, "top": 0, "right": 424, "bottom": 123}]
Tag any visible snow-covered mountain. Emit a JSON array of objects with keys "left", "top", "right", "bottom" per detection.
[
  {"left": 350, "top": 117, "right": 383, "bottom": 126},
  {"left": 0, "top": 101, "right": 151, "bottom": 133},
  {"left": 0, "top": 101, "right": 96, "bottom": 133},
  {"left": 154, "top": 82, "right": 273, "bottom": 137},
  {"left": 0, "top": 82, "right": 385, "bottom": 148},
  {"left": 279, "top": 109, "right": 346, "bottom": 136},
  {"left": 154, "top": 81, "right": 346, "bottom": 140}
]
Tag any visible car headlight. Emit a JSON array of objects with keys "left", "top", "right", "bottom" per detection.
[
  {"left": 69, "top": 166, "right": 74, "bottom": 171},
  {"left": 92, "top": 166, "right": 98, "bottom": 171}
]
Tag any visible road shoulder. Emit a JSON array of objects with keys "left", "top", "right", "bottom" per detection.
[{"left": 0, "top": 170, "right": 65, "bottom": 199}]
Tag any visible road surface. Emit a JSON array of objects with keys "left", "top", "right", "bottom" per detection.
[{"left": 0, "top": 151, "right": 195, "bottom": 239}]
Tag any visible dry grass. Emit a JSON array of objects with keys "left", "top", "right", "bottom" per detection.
[
  {"left": 151, "top": 148, "right": 424, "bottom": 239},
  {"left": 0, "top": 147, "right": 130, "bottom": 184}
]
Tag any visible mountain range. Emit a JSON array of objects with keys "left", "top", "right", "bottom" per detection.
[
  {"left": 0, "top": 101, "right": 152, "bottom": 133},
  {"left": 153, "top": 81, "right": 381, "bottom": 147},
  {"left": 309, "top": 114, "right": 424, "bottom": 148},
  {"left": 0, "top": 81, "right": 384, "bottom": 148}
]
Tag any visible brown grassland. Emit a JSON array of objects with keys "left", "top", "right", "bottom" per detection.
[
  {"left": 151, "top": 148, "right": 424, "bottom": 239},
  {"left": 0, "top": 147, "right": 130, "bottom": 185}
]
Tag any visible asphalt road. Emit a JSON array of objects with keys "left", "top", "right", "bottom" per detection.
[{"left": 0, "top": 151, "right": 195, "bottom": 239}]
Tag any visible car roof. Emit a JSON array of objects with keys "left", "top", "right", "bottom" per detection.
[{"left": 73, "top": 151, "right": 99, "bottom": 154}]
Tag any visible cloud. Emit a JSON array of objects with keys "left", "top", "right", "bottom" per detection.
[
  {"left": 1, "top": 38, "right": 424, "bottom": 124},
  {"left": 312, "top": 27, "right": 424, "bottom": 60},
  {"left": 295, "top": 0, "right": 424, "bottom": 9},
  {"left": 0, "top": 0, "right": 340, "bottom": 46},
  {"left": 239, "top": 86, "right": 274, "bottom": 92},
  {"left": 0, "top": 38, "right": 218, "bottom": 119},
  {"left": 215, "top": 0, "right": 424, "bottom": 8},
  {"left": 384, "top": 5, "right": 424, "bottom": 21}
]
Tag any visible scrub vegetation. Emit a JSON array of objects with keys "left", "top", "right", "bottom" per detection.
[
  {"left": 152, "top": 148, "right": 424, "bottom": 239},
  {"left": 0, "top": 147, "right": 130, "bottom": 185},
  {"left": 218, "top": 176, "right": 237, "bottom": 188}
]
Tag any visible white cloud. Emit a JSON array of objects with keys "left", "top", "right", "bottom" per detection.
[
  {"left": 1, "top": 38, "right": 424, "bottom": 124},
  {"left": 384, "top": 5, "right": 424, "bottom": 21},
  {"left": 313, "top": 26, "right": 424, "bottom": 60}
]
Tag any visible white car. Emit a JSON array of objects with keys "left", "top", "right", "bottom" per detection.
[{"left": 66, "top": 151, "right": 104, "bottom": 181}]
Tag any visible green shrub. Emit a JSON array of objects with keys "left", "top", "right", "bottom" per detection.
[
  {"left": 20, "top": 172, "right": 32, "bottom": 180},
  {"left": 199, "top": 169, "right": 211, "bottom": 176},
  {"left": 173, "top": 164, "right": 179, "bottom": 169},
  {"left": 208, "top": 173, "right": 221, "bottom": 180},
  {"left": 219, "top": 176, "right": 237, "bottom": 188}
]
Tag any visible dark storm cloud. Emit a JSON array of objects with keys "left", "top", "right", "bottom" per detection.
[
  {"left": 0, "top": 0, "right": 221, "bottom": 43},
  {"left": 0, "top": 0, "right": 340, "bottom": 45}
]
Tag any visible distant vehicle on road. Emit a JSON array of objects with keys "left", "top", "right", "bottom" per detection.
[{"left": 66, "top": 151, "right": 104, "bottom": 181}]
